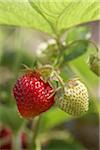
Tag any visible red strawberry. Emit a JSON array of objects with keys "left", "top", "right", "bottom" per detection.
[
  {"left": 13, "top": 70, "right": 55, "bottom": 118},
  {"left": 20, "top": 132, "right": 28, "bottom": 149},
  {"left": 0, "top": 126, "right": 12, "bottom": 150}
]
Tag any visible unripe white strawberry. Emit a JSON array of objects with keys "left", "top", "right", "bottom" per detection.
[
  {"left": 56, "top": 78, "right": 89, "bottom": 116},
  {"left": 89, "top": 54, "right": 100, "bottom": 76}
]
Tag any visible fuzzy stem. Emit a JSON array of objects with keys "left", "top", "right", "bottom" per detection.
[
  {"left": 33, "top": 116, "right": 41, "bottom": 142},
  {"left": 30, "top": 115, "right": 42, "bottom": 150},
  {"left": 53, "top": 37, "right": 64, "bottom": 67},
  {"left": 89, "top": 40, "right": 99, "bottom": 52},
  {"left": 53, "top": 71, "right": 65, "bottom": 87}
]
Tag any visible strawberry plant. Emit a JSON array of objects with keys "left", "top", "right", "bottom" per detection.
[{"left": 0, "top": 0, "right": 99, "bottom": 150}]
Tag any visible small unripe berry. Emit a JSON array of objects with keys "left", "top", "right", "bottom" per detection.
[
  {"left": 89, "top": 54, "right": 100, "bottom": 76},
  {"left": 56, "top": 78, "right": 89, "bottom": 116}
]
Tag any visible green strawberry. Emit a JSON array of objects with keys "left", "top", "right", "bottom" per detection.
[
  {"left": 56, "top": 78, "right": 89, "bottom": 116},
  {"left": 89, "top": 54, "right": 100, "bottom": 76}
]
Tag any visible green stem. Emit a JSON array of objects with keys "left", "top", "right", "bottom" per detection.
[
  {"left": 89, "top": 40, "right": 99, "bottom": 53},
  {"left": 33, "top": 116, "right": 41, "bottom": 142},
  {"left": 53, "top": 37, "right": 64, "bottom": 67},
  {"left": 63, "top": 39, "right": 99, "bottom": 53},
  {"left": 30, "top": 115, "right": 42, "bottom": 150},
  {"left": 53, "top": 70, "right": 65, "bottom": 87}
]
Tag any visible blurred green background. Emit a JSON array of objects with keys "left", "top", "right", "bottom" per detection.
[{"left": 0, "top": 22, "right": 99, "bottom": 150}]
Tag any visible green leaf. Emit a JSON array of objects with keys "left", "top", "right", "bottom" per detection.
[
  {"left": 65, "top": 26, "right": 91, "bottom": 43},
  {"left": 43, "top": 139, "right": 85, "bottom": 150},
  {"left": 40, "top": 108, "right": 71, "bottom": 131},
  {"left": 70, "top": 53, "right": 99, "bottom": 86},
  {"left": 63, "top": 40, "right": 89, "bottom": 62},
  {"left": 0, "top": 0, "right": 99, "bottom": 35},
  {"left": 0, "top": 106, "right": 26, "bottom": 132}
]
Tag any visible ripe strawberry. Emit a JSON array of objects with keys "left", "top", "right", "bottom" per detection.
[
  {"left": 56, "top": 78, "right": 89, "bottom": 116},
  {"left": 20, "top": 132, "right": 28, "bottom": 149},
  {"left": 13, "top": 70, "right": 55, "bottom": 118},
  {"left": 0, "top": 126, "right": 12, "bottom": 150}
]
